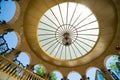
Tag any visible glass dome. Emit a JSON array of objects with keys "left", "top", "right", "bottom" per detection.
[{"left": 38, "top": 2, "right": 99, "bottom": 60}]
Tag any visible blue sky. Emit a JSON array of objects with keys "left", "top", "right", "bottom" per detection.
[
  {"left": 4, "top": 32, "right": 18, "bottom": 49},
  {"left": 0, "top": 0, "right": 16, "bottom": 22}
]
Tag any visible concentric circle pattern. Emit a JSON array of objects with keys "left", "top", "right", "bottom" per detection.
[{"left": 38, "top": 2, "right": 99, "bottom": 60}]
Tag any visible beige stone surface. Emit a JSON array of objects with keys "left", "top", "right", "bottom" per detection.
[{"left": 0, "top": 72, "right": 16, "bottom": 80}]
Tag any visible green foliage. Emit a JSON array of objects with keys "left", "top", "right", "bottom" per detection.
[
  {"left": 118, "top": 56, "right": 120, "bottom": 61},
  {"left": 1, "top": 52, "right": 8, "bottom": 56},
  {"left": 109, "top": 56, "right": 120, "bottom": 74},
  {"left": 50, "top": 72, "right": 57, "bottom": 80},
  {"left": 109, "top": 56, "right": 118, "bottom": 69},
  {"left": 113, "top": 56, "right": 120, "bottom": 61},
  {"left": 109, "top": 63, "right": 117, "bottom": 69},
  {"left": 35, "top": 65, "right": 46, "bottom": 78}
]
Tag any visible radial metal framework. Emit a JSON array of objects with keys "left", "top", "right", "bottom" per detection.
[{"left": 38, "top": 2, "right": 99, "bottom": 60}]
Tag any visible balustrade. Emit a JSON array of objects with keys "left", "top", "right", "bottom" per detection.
[{"left": 0, "top": 55, "right": 44, "bottom": 80}]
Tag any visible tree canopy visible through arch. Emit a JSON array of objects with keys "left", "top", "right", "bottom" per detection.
[
  {"left": 33, "top": 64, "right": 46, "bottom": 78},
  {"left": 106, "top": 55, "right": 120, "bottom": 79}
]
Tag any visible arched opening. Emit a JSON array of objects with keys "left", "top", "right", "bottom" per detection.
[
  {"left": 33, "top": 64, "right": 46, "bottom": 78},
  {"left": 13, "top": 52, "right": 30, "bottom": 68},
  {"left": 49, "top": 71, "right": 63, "bottom": 80},
  {"left": 86, "top": 67, "right": 105, "bottom": 80},
  {"left": 106, "top": 55, "right": 120, "bottom": 80},
  {"left": 0, "top": 0, "right": 16, "bottom": 23},
  {"left": 67, "top": 71, "right": 82, "bottom": 80},
  {"left": 0, "top": 31, "right": 18, "bottom": 56}
]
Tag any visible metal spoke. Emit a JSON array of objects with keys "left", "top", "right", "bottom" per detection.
[
  {"left": 58, "top": 4, "right": 64, "bottom": 25},
  {"left": 74, "top": 13, "right": 93, "bottom": 27},
  {"left": 54, "top": 44, "right": 62, "bottom": 57},
  {"left": 76, "top": 41, "right": 88, "bottom": 53},
  {"left": 76, "top": 39, "right": 93, "bottom": 48},
  {"left": 60, "top": 45, "right": 64, "bottom": 59},
  {"left": 50, "top": 8, "right": 65, "bottom": 33},
  {"left": 71, "top": 44, "right": 77, "bottom": 58},
  {"left": 40, "top": 36, "right": 56, "bottom": 42},
  {"left": 44, "top": 15, "right": 59, "bottom": 28},
  {"left": 56, "top": 6, "right": 65, "bottom": 32},
  {"left": 68, "top": 3, "right": 78, "bottom": 29},
  {"left": 46, "top": 40, "right": 58, "bottom": 51},
  {"left": 76, "top": 20, "right": 97, "bottom": 30},
  {"left": 50, "top": 9, "right": 61, "bottom": 26},
  {"left": 50, "top": 42, "right": 60, "bottom": 55},
  {"left": 40, "top": 21, "right": 57, "bottom": 30},
  {"left": 38, "top": 34, "right": 55, "bottom": 36},
  {"left": 65, "top": 46, "right": 67, "bottom": 59},
  {"left": 66, "top": 2, "right": 69, "bottom": 28},
  {"left": 78, "top": 34, "right": 98, "bottom": 36},
  {"left": 77, "top": 37, "right": 96, "bottom": 42},
  {"left": 78, "top": 28, "right": 98, "bottom": 32},
  {"left": 38, "top": 28, "right": 55, "bottom": 32},
  {"left": 69, "top": 46, "right": 72, "bottom": 59},
  {"left": 72, "top": 43, "right": 83, "bottom": 56},
  {"left": 42, "top": 39, "right": 56, "bottom": 47}
]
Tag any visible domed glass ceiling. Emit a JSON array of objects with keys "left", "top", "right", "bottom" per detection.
[{"left": 38, "top": 2, "right": 99, "bottom": 60}]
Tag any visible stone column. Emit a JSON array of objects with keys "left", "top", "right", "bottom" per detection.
[
  {"left": 82, "top": 75, "right": 87, "bottom": 80},
  {"left": 45, "top": 73, "right": 50, "bottom": 80},
  {"left": 6, "top": 49, "right": 21, "bottom": 60},
  {"left": 0, "top": 25, "right": 13, "bottom": 34},
  {"left": 26, "top": 64, "right": 34, "bottom": 71},
  {"left": 61, "top": 76, "right": 69, "bottom": 80},
  {"left": 101, "top": 69, "right": 113, "bottom": 80}
]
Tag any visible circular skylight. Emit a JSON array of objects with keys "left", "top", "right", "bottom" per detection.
[{"left": 38, "top": 2, "right": 99, "bottom": 60}]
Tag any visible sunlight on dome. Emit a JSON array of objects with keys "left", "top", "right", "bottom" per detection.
[{"left": 38, "top": 2, "right": 99, "bottom": 60}]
